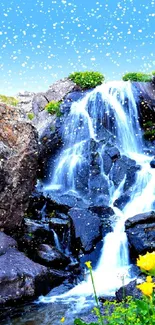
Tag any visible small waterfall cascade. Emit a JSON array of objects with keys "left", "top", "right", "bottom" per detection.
[
  {"left": 51, "top": 229, "right": 62, "bottom": 251},
  {"left": 40, "top": 81, "right": 155, "bottom": 304}
]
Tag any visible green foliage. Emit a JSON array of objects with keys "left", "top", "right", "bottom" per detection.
[
  {"left": 27, "top": 112, "right": 35, "bottom": 120},
  {"left": 143, "top": 121, "right": 154, "bottom": 128},
  {"left": 74, "top": 320, "right": 98, "bottom": 325},
  {"left": 69, "top": 71, "right": 104, "bottom": 89},
  {"left": 45, "top": 100, "right": 61, "bottom": 116},
  {"left": 152, "top": 71, "right": 155, "bottom": 76},
  {"left": 143, "top": 129, "right": 155, "bottom": 141},
  {"left": 122, "top": 72, "right": 152, "bottom": 82},
  {"left": 0, "top": 94, "right": 19, "bottom": 106}
]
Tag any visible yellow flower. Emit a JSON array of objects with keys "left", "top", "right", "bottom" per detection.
[
  {"left": 85, "top": 261, "right": 92, "bottom": 269},
  {"left": 137, "top": 252, "right": 155, "bottom": 275},
  {"left": 60, "top": 317, "right": 65, "bottom": 323},
  {"left": 136, "top": 281, "right": 155, "bottom": 298},
  {"left": 146, "top": 275, "right": 152, "bottom": 283}
]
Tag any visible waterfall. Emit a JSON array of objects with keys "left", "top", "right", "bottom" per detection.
[{"left": 40, "top": 81, "right": 155, "bottom": 303}]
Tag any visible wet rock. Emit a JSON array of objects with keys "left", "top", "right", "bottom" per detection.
[
  {"left": 37, "top": 244, "right": 70, "bottom": 268},
  {"left": 150, "top": 158, "right": 155, "bottom": 168},
  {"left": 68, "top": 208, "right": 101, "bottom": 252},
  {"left": 46, "top": 193, "right": 89, "bottom": 210},
  {"left": 116, "top": 280, "right": 142, "bottom": 301},
  {"left": 102, "top": 152, "right": 113, "bottom": 175},
  {"left": 125, "top": 211, "right": 155, "bottom": 255},
  {"left": 110, "top": 155, "right": 140, "bottom": 191},
  {"left": 89, "top": 206, "right": 114, "bottom": 237},
  {"left": 114, "top": 193, "right": 130, "bottom": 209},
  {"left": 105, "top": 145, "right": 120, "bottom": 161},
  {"left": 0, "top": 103, "right": 38, "bottom": 231}
]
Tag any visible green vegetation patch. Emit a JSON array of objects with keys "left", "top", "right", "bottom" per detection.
[
  {"left": 143, "top": 129, "right": 155, "bottom": 141},
  {"left": 0, "top": 94, "right": 19, "bottom": 106},
  {"left": 152, "top": 71, "right": 155, "bottom": 76},
  {"left": 27, "top": 112, "right": 35, "bottom": 120},
  {"left": 122, "top": 72, "right": 152, "bottom": 82},
  {"left": 45, "top": 100, "right": 62, "bottom": 117},
  {"left": 69, "top": 71, "right": 104, "bottom": 89}
]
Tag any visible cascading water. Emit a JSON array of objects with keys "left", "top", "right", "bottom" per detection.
[{"left": 40, "top": 81, "right": 155, "bottom": 304}]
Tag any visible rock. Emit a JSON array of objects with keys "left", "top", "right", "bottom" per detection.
[
  {"left": 105, "top": 145, "right": 120, "bottom": 161},
  {"left": 114, "top": 193, "right": 130, "bottom": 209},
  {"left": 89, "top": 206, "right": 114, "bottom": 237},
  {"left": 133, "top": 82, "right": 155, "bottom": 125},
  {"left": 110, "top": 155, "right": 140, "bottom": 191},
  {"left": 0, "top": 232, "right": 70, "bottom": 305},
  {"left": 37, "top": 244, "right": 70, "bottom": 268},
  {"left": 46, "top": 78, "right": 78, "bottom": 101},
  {"left": 116, "top": 280, "right": 142, "bottom": 301},
  {"left": 0, "top": 103, "right": 38, "bottom": 230},
  {"left": 0, "top": 232, "right": 17, "bottom": 256},
  {"left": 150, "top": 159, "right": 155, "bottom": 168},
  {"left": 68, "top": 208, "right": 101, "bottom": 252},
  {"left": 17, "top": 91, "right": 35, "bottom": 118},
  {"left": 32, "top": 93, "right": 48, "bottom": 113},
  {"left": 125, "top": 211, "right": 155, "bottom": 255}
]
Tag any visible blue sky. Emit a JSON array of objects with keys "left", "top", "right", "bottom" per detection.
[{"left": 0, "top": 0, "right": 155, "bottom": 95}]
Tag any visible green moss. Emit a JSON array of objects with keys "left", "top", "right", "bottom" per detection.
[
  {"left": 143, "top": 129, "right": 155, "bottom": 141},
  {"left": 69, "top": 71, "right": 104, "bottom": 89},
  {"left": 45, "top": 100, "right": 62, "bottom": 117},
  {"left": 122, "top": 72, "right": 152, "bottom": 82},
  {"left": 27, "top": 112, "right": 35, "bottom": 120},
  {"left": 0, "top": 94, "right": 19, "bottom": 106}
]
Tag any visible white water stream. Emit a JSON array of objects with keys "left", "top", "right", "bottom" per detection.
[{"left": 40, "top": 81, "right": 155, "bottom": 305}]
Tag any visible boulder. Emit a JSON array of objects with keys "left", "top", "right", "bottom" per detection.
[
  {"left": 0, "top": 103, "right": 38, "bottom": 230},
  {"left": 110, "top": 155, "right": 140, "bottom": 191},
  {"left": 150, "top": 158, "right": 155, "bottom": 168},
  {"left": 68, "top": 208, "right": 101, "bottom": 252},
  {"left": 37, "top": 244, "right": 70, "bottom": 268},
  {"left": 125, "top": 211, "right": 155, "bottom": 255},
  {"left": 116, "top": 280, "right": 142, "bottom": 301},
  {"left": 0, "top": 232, "right": 70, "bottom": 305}
]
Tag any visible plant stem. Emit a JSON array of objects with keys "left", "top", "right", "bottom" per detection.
[{"left": 89, "top": 268, "right": 104, "bottom": 325}]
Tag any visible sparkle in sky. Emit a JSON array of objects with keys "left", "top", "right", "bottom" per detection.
[{"left": 0, "top": 0, "right": 155, "bottom": 95}]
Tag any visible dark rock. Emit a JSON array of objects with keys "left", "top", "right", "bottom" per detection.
[
  {"left": 37, "top": 244, "right": 70, "bottom": 268},
  {"left": 0, "top": 103, "right": 38, "bottom": 231},
  {"left": 114, "top": 193, "right": 130, "bottom": 209},
  {"left": 150, "top": 159, "right": 155, "bottom": 168},
  {"left": 125, "top": 211, "right": 155, "bottom": 254},
  {"left": 116, "top": 280, "right": 142, "bottom": 301},
  {"left": 110, "top": 155, "right": 140, "bottom": 191},
  {"left": 0, "top": 247, "right": 48, "bottom": 304},
  {"left": 105, "top": 145, "right": 120, "bottom": 161},
  {"left": 0, "top": 232, "right": 17, "bottom": 256},
  {"left": 68, "top": 208, "right": 101, "bottom": 252},
  {"left": 102, "top": 152, "right": 112, "bottom": 175},
  {"left": 46, "top": 193, "right": 89, "bottom": 210}
]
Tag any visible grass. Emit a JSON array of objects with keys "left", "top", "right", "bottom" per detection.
[
  {"left": 0, "top": 94, "right": 19, "bottom": 106},
  {"left": 69, "top": 71, "right": 104, "bottom": 89},
  {"left": 27, "top": 112, "right": 35, "bottom": 120},
  {"left": 45, "top": 100, "right": 62, "bottom": 117},
  {"left": 122, "top": 72, "right": 152, "bottom": 82}
]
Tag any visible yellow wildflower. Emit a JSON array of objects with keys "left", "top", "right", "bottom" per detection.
[
  {"left": 137, "top": 252, "right": 155, "bottom": 275},
  {"left": 146, "top": 275, "right": 152, "bottom": 283},
  {"left": 60, "top": 317, "right": 65, "bottom": 323},
  {"left": 85, "top": 261, "right": 92, "bottom": 269},
  {"left": 136, "top": 281, "right": 155, "bottom": 298}
]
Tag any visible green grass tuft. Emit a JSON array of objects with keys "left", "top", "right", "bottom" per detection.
[
  {"left": 0, "top": 94, "right": 19, "bottom": 106},
  {"left": 122, "top": 72, "right": 152, "bottom": 82},
  {"left": 45, "top": 100, "right": 62, "bottom": 117},
  {"left": 69, "top": 71, "right": 104, "bottom": 89}
]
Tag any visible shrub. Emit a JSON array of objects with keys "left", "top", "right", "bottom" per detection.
[
  {"left": 143, "top": 129, "right": 155, "bottom": 141},
  {"left": 122, "top": 72, "right": 152, "bottom": 82},
  {"left": 152, "top": 71, "right": 155, "bottom": 76},
  {"left": 45, "top": 100, "right": 61, "bottom": 117},
  {"left": 27, "top": 112, "right": 35, "bottom": 120},
  {"left": 69, "top": 71, "right": 104, "bottom": 89},
  {"left": 0, "top": 94, "right": 19, "bottom": 106}
]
